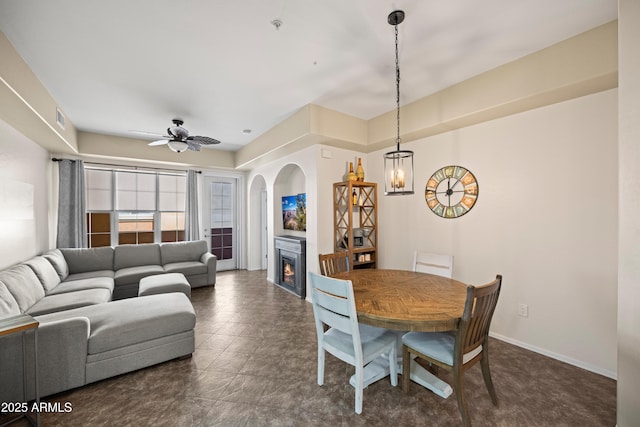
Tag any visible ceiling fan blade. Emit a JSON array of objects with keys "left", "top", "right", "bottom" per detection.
[
  {"left": 188, "top": 135, "right": 221, "bottom": 145},
  {"left": 130, "top": 130, "right": 167, "bottom": 138},
  {"left": 186, "top": 140, "right": 201, "bottom": 152},
  {"left": 148, "top": 139, "right": 169, "bottom": 146}
]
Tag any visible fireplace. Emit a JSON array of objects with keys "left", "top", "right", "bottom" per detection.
[{"left": 274, "top": 236, "right": 306, "bottom": 299}]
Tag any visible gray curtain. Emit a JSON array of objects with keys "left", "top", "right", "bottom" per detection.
[
  {"left": 185, "top": 170, "right": 200, "bottom": 241},
  {"left": 56, "top": 159, "right": 86, "bottom": 248}
]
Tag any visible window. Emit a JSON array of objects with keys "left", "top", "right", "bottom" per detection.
[
  {"left": 159, "top": 174, "right": 186, "bottom": 243},
  {"left": 118, "top": 212, "right": 154, "bottom": 244},
  {"left": 86, "top": 212, "right": 111, "bottom": 247},
  {"left": 86, "top": 168, "right": 113, "bottom": 247},
  {"left": 85, "top": 167, "right": 186, "bottom": 247}
]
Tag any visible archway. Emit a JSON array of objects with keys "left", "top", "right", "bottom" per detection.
[{"left": 247, "top": 174, "right": 267, "bottom": 270}]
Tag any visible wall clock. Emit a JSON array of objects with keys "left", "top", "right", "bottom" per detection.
[{"left": 425, "top": 165, "right": 478, "bottom": 218}]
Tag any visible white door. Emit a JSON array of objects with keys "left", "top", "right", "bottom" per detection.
[{"left": 203, "top": 176, "right": 238, "bottom": 271}]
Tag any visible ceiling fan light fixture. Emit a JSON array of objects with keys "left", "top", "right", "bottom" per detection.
[
  {"left": 168, "top": 140, "right": 189, "bottom": 153},
  {"left": 383, "top": 9, "right": 415, "bottom": 196}
]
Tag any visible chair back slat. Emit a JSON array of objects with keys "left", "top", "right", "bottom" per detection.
[
  {"left": 458, "top": 275, "right": 502, "bottom": 356},
  {"left": 309, "top": 272, "right": 359, "bottom": 336},
  {"left": 312, "top": 287, "right": 351, "bottom": 316},
  {"left": 315, "top": 305, "right": 354, "bottom": 334},
  {"left": 412, "top": 251, "right": 453, "bottom": 278},
  {"left": 319, "top": 252, "right": 350, "bottom": 277}
]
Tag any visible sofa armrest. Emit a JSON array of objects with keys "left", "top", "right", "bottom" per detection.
[
  {"left": 36, "top": 317, "right": 90, "bottom": 397},
  {"left": 201, "top": 252, "right": 217, "bottom": 286},
  {"left": 0, "top": 316, "right": 89, "bottom": 402}
]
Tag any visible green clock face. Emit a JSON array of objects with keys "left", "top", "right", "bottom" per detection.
[{"left": 425, "top": 166, "right": 478, "bottom": 218}]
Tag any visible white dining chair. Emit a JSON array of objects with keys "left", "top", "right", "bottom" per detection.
[
  {"left": 412, "top": 251, "right": 454, "bottom": 278},
  {"left": 308, "top": 271, "right": 398, "bottom": 414}
]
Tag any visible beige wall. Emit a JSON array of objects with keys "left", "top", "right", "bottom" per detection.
[
  {"left": 369, "top": 89, "right": 618, "bottom": 377},
  {"left": 617, "top": 0, "right": 640, "bottom": 424},
  {"left": 0, "top": 119, "right": 52, "bottom": 269}
]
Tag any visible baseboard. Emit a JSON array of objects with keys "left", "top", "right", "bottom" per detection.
[{"left": 489, "top": 332, "right": 617, "bottom": 380}]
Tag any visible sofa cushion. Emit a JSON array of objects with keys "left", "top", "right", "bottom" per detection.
[
  {"left": 0, "top": 265, "right": 45, "bottom": 312},
  {"left": 47, "top": 277, "right": 114, "bottom": 295},
  {"left": 0, "top": 281, "right": 20, "bottom": 316},
  {"left": 42, "top": 249, "right": 69, "bottom": 281},
  {"left": 88, "top": 293, "right": 195, "bottom": 354},
  {"left": 114, "top": 265, "right": 165, "bottom": 286},
  {"left": 163, "top": 261, "right": 207, "bottom": 276},
  {"left": 61, "top": 246, "right": 114, "bottom": 274},
  {"left": 66, "top": 270, "right": 115, "bottom": 282},
  {"left": 26, "top": 289, "right": 112, "bottom": 316},
  {"left": 35, "top": 293, "right": 196, "bottom": 354},
  {"left": 24, "top": 256, "right": 61, "bottom": 293},
  {"left": 160, "top": 240, "right": 207, "bottom": 264},
  {"left": 114, "top": 244, "right": 161, "bottom": 270}
]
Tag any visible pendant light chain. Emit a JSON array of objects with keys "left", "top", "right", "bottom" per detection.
[
  {"left": 395, "top": 23, "right": 401, "bottom": 150},
  {"left": 384, "top": 9, "right": 414, "bottom": 196}
]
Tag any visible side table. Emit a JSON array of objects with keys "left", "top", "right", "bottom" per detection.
[{"left": 0, "top": 314, "right": 40, "bottom": 427}]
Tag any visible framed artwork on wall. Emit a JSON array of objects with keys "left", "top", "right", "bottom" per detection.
[{"left": 282, "top": 193, "right": 306, "bottom": 231}]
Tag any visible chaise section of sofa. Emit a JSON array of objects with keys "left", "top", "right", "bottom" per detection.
[
  {"left": 32, "top": 293, "right": 195, "bottom": 392},
  {"left": 0, "top": 293, "right": 195, "bottom": 402}
]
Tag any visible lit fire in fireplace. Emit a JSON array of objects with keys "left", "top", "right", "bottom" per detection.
[{"left": 283, "top": 260, "right": 295, "bottom": 285}]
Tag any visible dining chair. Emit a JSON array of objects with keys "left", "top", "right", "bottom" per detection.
[
  {"left": 318, "top": 252, "right": 350, "bottom": 277},
  {"left": 308, "top": 272, "right": 398, "bottom": 414},
  {"left": 412, "top": 251, "right": 454, "bottom": 278},
  {"left": 402, "top": 275, "right": 502, "bottom": 427}
]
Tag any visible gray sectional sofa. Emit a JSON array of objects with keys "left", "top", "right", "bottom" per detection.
[
  {"left": 0, "top": 240, "right": 217, "bottom": 402},
  {"left": 57, "top": 240, "right": 217, "bottom": 300}
]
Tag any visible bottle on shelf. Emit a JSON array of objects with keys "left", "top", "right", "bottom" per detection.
[
  {"left": 356, "top": 158, "right": 365, "bottom": 181},
  {"left": 352, "top": 189, "right": 358, "bottom": 205},
  {"left": 346, "top": 162, "right": 357, "bottom": 182}
]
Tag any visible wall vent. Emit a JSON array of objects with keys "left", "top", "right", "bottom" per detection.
[{"left": 56, "top": 108, "right": 65, "bottom": 130}]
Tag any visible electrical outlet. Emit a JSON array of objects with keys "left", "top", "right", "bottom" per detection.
[{"left": 518, "top": 304, "right": 529, "bottom": 317}]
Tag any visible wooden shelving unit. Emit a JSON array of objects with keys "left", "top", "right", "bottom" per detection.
[{"left": 333, "top": 181, "right": 378, "bottom": 269}]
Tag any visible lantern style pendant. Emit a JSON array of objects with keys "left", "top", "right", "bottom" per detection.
[{"left": 383, "top": 10, "right": 414, "bottom": 196}]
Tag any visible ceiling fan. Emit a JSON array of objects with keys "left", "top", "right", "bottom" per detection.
[{"left": 146, "top": 119, "right": 221, "bottom": 153}]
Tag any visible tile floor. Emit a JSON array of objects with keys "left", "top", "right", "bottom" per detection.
[{"left": 2, "top": 270, "right": 616, "bottom": 426}]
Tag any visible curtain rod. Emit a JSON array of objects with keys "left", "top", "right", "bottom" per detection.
[{"left": 51, "top": 158, "right": 202, "bottom": 174}]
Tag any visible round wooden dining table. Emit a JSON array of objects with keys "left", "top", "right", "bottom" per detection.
[
  {"left": 332, "top": 268, "right": 469, "bottom": 397},
  {"left": 333, "top": 268, "right": 468, "bottom": 332}
]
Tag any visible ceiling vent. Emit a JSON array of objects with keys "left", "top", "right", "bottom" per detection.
[{"left": 56, "top": 107, "right": 65, "bottom": 130}]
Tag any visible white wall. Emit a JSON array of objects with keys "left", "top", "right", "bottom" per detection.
[
  {"left": 0, "top": 119, "right": 51, "bottom": 269},
  {"left": 366, "top": 89, "right": 618, "bottom": 377},
  {"left": 617, "top": 0, "right": 640, "bottom": 423},
  {"left": 247, "top": 146, "right": 318, "bottom": 285}
]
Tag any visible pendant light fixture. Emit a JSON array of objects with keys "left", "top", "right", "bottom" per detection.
[{"left": 384, "top": 10, "right": 414, "bottom": 196}]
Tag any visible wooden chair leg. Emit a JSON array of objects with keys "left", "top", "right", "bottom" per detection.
[
  {"left": 402, "top": 345, "right": 411, "bottom": 393},
  {"left": 481, "top": 353, "right": 498, "bottom": 405},
  {"left": 452, "top": 369, "right": 471, "bottom": 427}
]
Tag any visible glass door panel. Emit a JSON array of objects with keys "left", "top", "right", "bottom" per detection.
[{"left": 203, "top": 177, "right": 237, "bottom": 271}]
